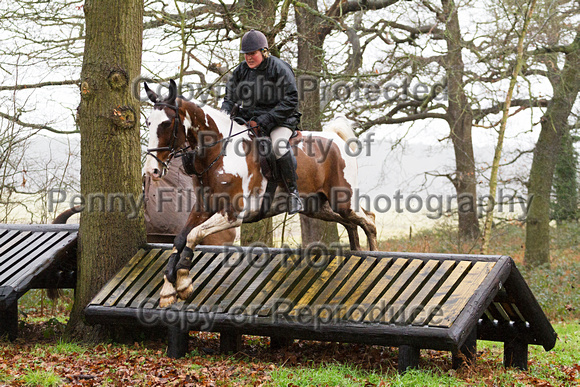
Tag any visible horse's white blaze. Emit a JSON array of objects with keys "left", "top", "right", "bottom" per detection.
[
  {"left": 144, "top": 108, "right": 170, "bottom": 176},
  {"left": 184, "top": 111, "right": 193, "bottom": 132}
]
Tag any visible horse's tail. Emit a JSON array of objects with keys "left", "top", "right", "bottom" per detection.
[{"left": 323, "top": 116, "right": 357, "bottom": 152}]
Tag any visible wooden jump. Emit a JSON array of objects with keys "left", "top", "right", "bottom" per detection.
[
  {"left": 85, "top": 245, "right": 557, "bottom": 372},
  {"left": 0, "top": 224, "right": 78, "bottom": 340}
]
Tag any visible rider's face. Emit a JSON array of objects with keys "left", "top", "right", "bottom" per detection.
[{"left": 245, "top": 50, "right": 264, "bottom": 69}]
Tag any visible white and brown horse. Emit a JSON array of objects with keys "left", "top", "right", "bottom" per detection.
[{"left": 144, "top": 80, "right": 377, "bottom": 307}]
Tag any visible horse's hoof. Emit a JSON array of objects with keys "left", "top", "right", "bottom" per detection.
[
  {"left": 176, "top": 269, "right": 193, "bottom": 300},
  {"left": 159, "top": 294, "right": 177, "bottom": 308},
  {"left": 159, "top": 275, "right": 177, "bottom": 308},
  {"left": 177, "top": 283, "right": 194, "bottom": 300}
]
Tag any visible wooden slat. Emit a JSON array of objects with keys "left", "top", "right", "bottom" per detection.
[
  {"left": 340, "top": 257, "right": 392, "bottom": 320},
  {"left": 225, "top": 253, "right": 287, "bottom": 314},
  {"left": 103, "top": 249, "right": 162, "bottom": 307},
  {"left": 275, "top": 255, "right": 330, "bottom": 311},
  {"left": 0, "top": 231, "right": 31, "bottom": 258},
  {"left": 319, "top": 257, "right": 376, "bottom": 321},
  {"left": 430, "top": 261, "right": 496, "bottom": 328},
  {"left": 385, "top": 260, "right": 440, "bottom": 324},
  {"left": 349, "top": 258, "right": 408, "bottom": 322},
  {"left": 237, "top": 254, "right": 286, "bottom": 315},
  {"left": 365, "top": 259, "right": 423, "bottom": 323},
  {"left": 0, "top": 232, "right": 68, "bottom": 284},
  {"left": 256, "top": 254, "right": 316, "bottom": 317},
  {"left": 197, "top": 252, "right": 249, "bottom": 309},
  {"left": 309, "top": 256, "right": 363, "bottom": 319},
  {"left": 90, "top": 249, "right": 150, "bottom": 305},
  {"left": 287, "top": 256, "right": 344, "bottom": 317},
  {"left": 493, "top": 302, "right": 512, "bottom": 322},
  {"left": 116, "top": 250, "right": 173, "bottom": 308},
  {"left": 0, "top": 230, "right": 21, "bottom": 254},
  {"left": 241, "top": 253, "right": 294, "bottom": 314},
  {"left": 182, "top": 252, "right": 229, "bottom": 305},
  {"left": 190, "top": 252, "right": 247, "bottom": 309},
  {"left": 396, "top": 260, "right": 455, "bottom": 325},
  {"left": 128, "top": 250, "right": 173, "bottom": 308},
  {"left": 144, "top": 250, "right": 216, "bottom": 308},
  {"left": 412, "top": 261, "right": 471, "bottom": 326}
]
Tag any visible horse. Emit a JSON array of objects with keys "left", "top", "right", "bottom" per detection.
[{"left": 144, "top": 80, "right": 377, "bottom": 307}]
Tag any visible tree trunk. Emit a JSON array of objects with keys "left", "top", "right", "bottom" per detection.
[
  {"left": 241, "top": 219, "right": 273, "bottom": 246},
  {"left": 295, "top": 0, "right": 340, "bottom": 247},
  {"left": 552, "top": 130, "right": 578, "bottom": 222},
  {"left": 67, "top": 0, "right": 145, "bottom": 340},
  {"left": 525, "top": 33, "right": 580, "bottom": 267},
  {"left": 442, "top": 0, "right": 480, "bottom": 241}
]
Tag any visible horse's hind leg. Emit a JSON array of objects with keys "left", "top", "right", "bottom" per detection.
[
  {"left": 345, "top": 209, "right": 378, "bottom": 251},
  {"left": 346, "top": 225, "right": 361, "bottom": 251}
]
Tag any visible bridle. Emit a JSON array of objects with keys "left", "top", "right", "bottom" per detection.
[
  {"left": 146, "top": 101, "right": 254, "bottom": 178},
  {"left": 146, "top": 101, "right": 188, "bottom": 172}
]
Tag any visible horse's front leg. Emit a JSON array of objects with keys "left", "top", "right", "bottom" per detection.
[
  {"left": 174, "top": 210, "right": 242, "bottom": 301},
  {"left": 159, "top": 212, "right": 208, "bottom": 308}
]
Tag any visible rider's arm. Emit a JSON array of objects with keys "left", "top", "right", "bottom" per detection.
[{"left": 255, "top": 59, "right": 299, "bottom": 132}]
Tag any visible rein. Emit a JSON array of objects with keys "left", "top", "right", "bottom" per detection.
[{"left": 146, "top": 102, "right": 254, "bottom": 179}]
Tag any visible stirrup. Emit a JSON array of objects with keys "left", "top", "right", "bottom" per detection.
[{"left": 288, "top": 192, "right": 304, "bottom": 215}]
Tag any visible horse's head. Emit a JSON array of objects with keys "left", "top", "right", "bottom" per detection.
[{"left": 144, "top": 79, "right": 187, "bottom": 180}]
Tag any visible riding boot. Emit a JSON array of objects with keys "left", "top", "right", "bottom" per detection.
[{"left": 276, "top": 151, "right": 304, "bottom": 214}]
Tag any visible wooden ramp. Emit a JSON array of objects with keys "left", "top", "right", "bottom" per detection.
[
  {"left": 0, "top": 224, "right": 78, "bottom": 340},
  {"left": 85, "top": 245, "right": 557, "bottom": 371}
]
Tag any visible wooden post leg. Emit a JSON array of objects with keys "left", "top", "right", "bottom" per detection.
[
  {"left": 504, "top": 339, "right": 528, "bottom": 370},
  {"left": 220, "top": 331, "right": 242, "bottom": 354},
  {"left": 398, "top": 345, "right": 420, "bottom": 373},
  {"left": 270, "top": 336, "right": 293, "bottom": 350},
  {"left": 0, "top": 302, "right": 18, "bottom": 341},
  {"left": 452, "top": 328, "right": 477, "bottom": 369},
  {"left": 167, "top": 326, "right": 189, "bottom": 358}
]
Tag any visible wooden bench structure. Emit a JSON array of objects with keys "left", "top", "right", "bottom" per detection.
[
  {"left": 0, "top": 224, "right": 78, "bottom": 340},
  {"left": 85, "top": 245, "right": 557, "bottom": 371}
]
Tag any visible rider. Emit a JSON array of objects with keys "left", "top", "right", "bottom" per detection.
[{"left": 221, "top": 29, "right": 304, "bottom": 214}]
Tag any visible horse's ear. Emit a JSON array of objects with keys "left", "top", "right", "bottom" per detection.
[
  {"left": 166, "top": 79, "right": 177, "bottom": 104},
  {"left": 144, "top": 82, "right": 158, "bottom": 103}
]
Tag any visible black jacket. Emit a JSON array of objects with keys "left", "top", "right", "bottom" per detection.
[{"left": 221, "top": 56, "right": 301, "bottom": 133}]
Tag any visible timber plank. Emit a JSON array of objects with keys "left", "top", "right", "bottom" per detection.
[
  {"left": 199, "top": 253, "right": 249, "bottom": 309},
  {"left": 128, "top": 250, "right": 173, "bottom": 308},
  {"left": 396, "top": 260, "right": 455, "bottom": 325},
  {"left": 412, "top": 261, "right": 471, "bottom": 326},
  {"left": 386, "top": 260, "right": 440, "bottom": 324},
  {"left": 0, "top": 232, "right": 68, "bottom": 284},
  {"left": 116, "top": 250, "right": 173, "bottom": 308},
  {"left": 238, "top": 254, "right": 286, "bottom": 315},
  {"left": 319, "top": 256, "right": 375, "bottom": 321},
  {"left": 212, "top": 253, "right": 262, "bottom": 313},
  {"left": 350, "top": 258, "right": 409, "bottom": 322},
  {"left": 431, "top": 261, "right": 496, "bottom": 328},
  {"left": 310, "top": 256, "right": 363, "bottom": 319},
  {"left": 104, "top": 249, "right": 162, "bottom": 307},
  {"left": 242, "top": 253, "right": 293, "bottom": 314},
  {"left": 226, "top": 254, "right": 287, "bottom": 315},
  {"left": 365, "top": 259, "right": 423, "bottom": 323},
  {"left": 256, "top": 254, "right": 316, "bottom": 317},
  {"left": 183, "top": 252, "right": 230, "bottom": 306},
  {"left": 0, "top": 231, "right": 31, "bottom": 258},
  {"left": 0, "top": 230, "right": 21, "bottom": 254},
  {"left": 190, "top": 252, "right": 246, "bottom": 309},
  {"left": 340, "top": 257, "right": 392, "bottom": 320},
  {"left": 90, "top": 249, "right": 149, "bottom": 305},
  {"left": 287, "top": 255, "right": 344, "bottom": 317}
]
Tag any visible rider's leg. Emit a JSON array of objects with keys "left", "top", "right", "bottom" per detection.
[{"left": 271, "top": 126, "right": 304, "bottom": 214}]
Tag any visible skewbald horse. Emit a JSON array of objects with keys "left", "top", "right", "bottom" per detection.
[{"left": 144, "top": 80, "right": 377, "bottom": 307}]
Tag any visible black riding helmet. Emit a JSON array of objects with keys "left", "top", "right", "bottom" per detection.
[{"left": 240, "top": 29, "right": 268, "bottom": 54}]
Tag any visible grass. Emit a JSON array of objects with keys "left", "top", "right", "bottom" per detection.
[
  {"left": 3, "top": 221, "right": 579, "bottom": 386},
  {"left": 22, "top": 370, "right": 63, "bottom": 387}
]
